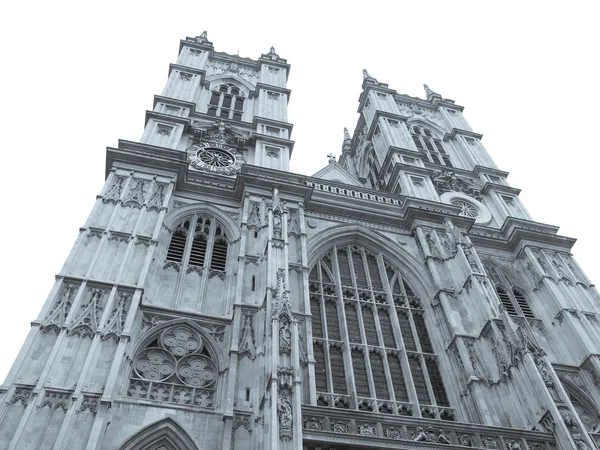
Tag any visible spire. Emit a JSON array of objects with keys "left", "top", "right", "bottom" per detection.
[
  {"left": 268, "top": 47, "right": 278, "bottom": 58},
  {"left": 424, "top": 84, "right": 440, "bottom": 98},
  {"left": 363, "top": 69, "right": 371, "bottom": 80},
  {"left": 195, "top": 31, "right": 210, "bottom": 44},
  {"left": 343, "top": 127, "right": 351, "bottom": 141}
]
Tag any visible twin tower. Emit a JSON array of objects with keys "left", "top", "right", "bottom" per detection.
[{"left": 0, "top": 32, "right": 598, "bottom": 450}]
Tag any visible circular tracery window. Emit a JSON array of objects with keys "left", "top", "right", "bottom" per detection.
[
  {"left": 450, "top": 199, "right": 479, "bottom": 218},
  {"left": 128, "top": 325, "right": 218, "bottom": 407},
  {"left": 197, "top": 147, "right": 235, "bottom": 168}
]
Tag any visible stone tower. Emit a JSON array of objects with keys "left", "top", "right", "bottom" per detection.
[{"left": 0, "top": 33, "right": 598, "bottom": 450}]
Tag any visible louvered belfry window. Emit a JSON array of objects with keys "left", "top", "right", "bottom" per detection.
[
  {"left": 165, "top": 214, "right": 229, "bottom": 275},
  {"left": 207, "top": 83, "right": 245, "bottom": 121},
  {"left": 410, "top": 125, "right": 453, "bottom": 167},
  {"left": 485, "top": 264, "right": 535, "bottom": 319},
  {"left": 309, "top": 244, "right": 452, "bottom": 418}
]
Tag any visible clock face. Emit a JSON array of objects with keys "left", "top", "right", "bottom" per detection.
[{"left": 187, "top": 142, "right": 244, "bottom": 175}]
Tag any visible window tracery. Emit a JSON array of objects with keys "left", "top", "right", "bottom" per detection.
[
  {"left": 309, "top": 244, "right": 451, "bottom": 419},
  {"left": 207, "top": 83, "right": 245, "bottom": 121},
  {"left": 127, "top": 324, "right": 218, "bottom": 408},
  {"left": 410, "top": 125, "right": 453, "bottom": 167},
  {"left": 165, "top": 214, "right": 229, "bottom": 277}
]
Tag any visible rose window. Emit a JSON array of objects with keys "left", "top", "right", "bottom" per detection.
[
  {"left": 450, "top": 199, "right": 479, "bottom": 218},
  {"left": 197, "top": 148, "right": 235, "bottom": 168},
  {"left": 127, "top": 325, "right": 218, "bottom": 408}
]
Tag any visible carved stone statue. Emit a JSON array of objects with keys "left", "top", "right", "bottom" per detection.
[{"left": 277, "top": 394, "right": 292, "bottom": 431}]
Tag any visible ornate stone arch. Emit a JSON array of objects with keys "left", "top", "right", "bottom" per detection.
[
  {"left": 126, "top": 319, "right": 223, "bottom": 408},
  {"left": 206, "top": 74, "right": 254, "bottom": 94},
  {"left": 118, "top": 418, "right": 199, "bottom": 450},
  {"left": 558, "top": 376, "right": 600, "bottom": 433},
  {"left": 307, "top": 223, "right": 437, "bottom": 299},
  {"left": 406, "top": 116, "right": 447, "bottom": 137},
  {"left": 306, "top": 224, "right": 453, "bottom": 416},
  {"left": 163, "top": 203, "right": 240, "bottom": 242}
]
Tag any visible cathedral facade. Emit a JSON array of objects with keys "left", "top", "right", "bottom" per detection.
[{"left": 0, "top": 32, "right": 599, "bottom": 450}]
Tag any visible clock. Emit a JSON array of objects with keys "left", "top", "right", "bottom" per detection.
[{"left": 187, "top": 142, "right": 244, "bottom": 175}]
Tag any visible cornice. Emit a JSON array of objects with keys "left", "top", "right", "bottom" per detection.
[
  {"left": 251, "top": 116, "right": 294, "bottom": 132},
  {"left": 152, "top": 95, "right": 197, "bottom": 111},
  {"left": 167, "top": 63, "right": 207, "bottom": 79},
  {"left": 444, "top": 128, "right": 483, "bottom": 142},
  {"left": 251, "top": 133, "right": 295, "bottom": 153},
  {"left": 144, "top": 110, "right": 191, "bottom": 128},
  {"left": 254, "top": 82, "right": 292, "bottom": 101},
  {"left": 472, "top": 165, "right": 509, "bottom": 179},
  {"left": 482, "top": 183, "right": 521, "bottom": 196},
  {"left": 179, "top": 38, "right": 214, "bottom": 54}
]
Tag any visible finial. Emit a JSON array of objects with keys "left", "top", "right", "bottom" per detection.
[
  {"left": 327, "top": 153, "right": 336, "bottom": 164},
  {"left": 200, "top": 31, "right": 207, "bottom": 39},
  {"left": 269, "top": 46, "right": 277, "bottom": 55},
  {"left": 423, "top": 84, "right": 435, "bottom": 97},
  {"left": 343, "top": 127, "right": 351, "bottom": 141},
  {"left": 363, "top": 69, "right": 371, "bottom": 79}
]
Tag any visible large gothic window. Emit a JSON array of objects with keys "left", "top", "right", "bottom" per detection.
[
  {"left": 127, "top": 324, "right": 218, "bottom": 408},
  {"left": 410, "top": 125, "right": 453, "bottom": 167},
  {"left": 309, "top": 244, "right": 452, "bottom": 420},
  {"left": 485, "top": 263, "right": 535, "bottom": 319},
  {"left": 165, "top": 214, "right": 229, "bottom": 278},
  {"left": 207, "top": 83, "right": 245, "bottom": 121}
]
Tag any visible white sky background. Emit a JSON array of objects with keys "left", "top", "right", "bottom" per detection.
[{"left": 0, "top": 1, "right": 598, "bottom": 382}]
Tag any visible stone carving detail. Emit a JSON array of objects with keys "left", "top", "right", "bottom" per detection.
[
  {"left": 458, "top": 434, "right": 476, "bottom": 447},
  {"left": 396, "top": 101, "right": 443, "bottom": 125},
  {"left": 179, "top": 72, "right": 192, "bottom": 81},
  {"left": 357, "top": 422, "right": 375, "bottom": 436},
  {"left": 482, "top": 436, "right": 500, "bottom": 449},
  {"left": 505, "top": 439, "right": 522, "bottom": 449},
  {"left": 273, "top": 268, "right": 293, "bottom": 321},
  {"left": 103, "top": 292, "right": 132, "bottom": 341},
  {"left": 527, "top": 443, "right": 545, "bottom": 450},
  {"left": 330, "top": 420, "right": 350, "bottom": 433},
  {"left": 79, "top": 396, "right": 99, "bottom": 413},
  {"left": 69, "top": 288, "right": 107, "bottom": 338},
  {"left": 147, "top": 183, "right": 167, "bottom": 211},
  {"left": 40, "top": 391, "right": 70, "bottom": 412},
  {"left": 303, "top": 416, "right": 324, "bottom": 431},
  {"left": 238, "top": 312, "right": 256, "bottom": 360},
  {"left": 279, "top": 314, "right": 292, "bottom": 354},
  {"left": 431, "top": 170, "right": 483, "bottom": 200},
  {"left": 383, "top": 425, "right": 402, "bottom": 439},
  {"left": 42, "top": 283, "right": 77, "bottom": 330},
  {"left": 278, "top": 390, "right": 293, "bottom": 439},
  {"left": 271, "top": 187, "right": 284, "bottom": 240},
  {"left": 122, "top": 179, "right": 146, "bottom": 208},
  {"left": 233, "top": 414, "right": 252, "bottom": 433},
  {"left": 411, "top": 426, "right": 450, "bottom": 444},
  {"left": 278, "top": 366, "right": 294, "bottom": 390},
  {"left": 287, "top": 209, "right": 301, "bottom": 238},
  {"left": 9, "top": 387, "right": 33, "bottom": 406},
  {"left": 559, "top": 406, "right": 592, "bottom": 449},
  {"left": 206, "top": 60, "right": 259, "bottom": 82},
  {"left": 247, "top": 202, "right": 262, "bottom": 231},
  {"left": 163, "top": 261, "right": 181, "bottom": 272},
  {"left": 103, "top": 176, "right": 125, "bottom": 204}
]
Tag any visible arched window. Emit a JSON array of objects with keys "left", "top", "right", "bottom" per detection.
[
  {"left": 485, "top": 263, "right": 535, "bottom": 319},
  {"left": 410, "top": 125, "right": 453, "bottom": 167},
  {"left": 309, "top": 244, "right": 452, "bottom": 420},
  {"left": 118, "top": 418, "right": 199, "bottom": 450},
  {"left": 207, "top": 83, "right": 245, "bottom": 121},
  {"left": 127, "top": 324, "right": 218, "bottom": 408},
  {"left": 165, "top": 214, "right": 229, "bottom": 276}
]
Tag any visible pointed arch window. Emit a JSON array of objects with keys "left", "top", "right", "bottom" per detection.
[
  {"left": 127, "top": 324, "right": 218, "bottom": 408},
  {"left": 207, "top": 83, "right": 245, "bottom": 121},
  {"left": 410, "top": 125, "right": 453, "bottom": 167},
  {"left": 309, "top": 244, "right": 452, "bottom": 419},
  {"left": 165, "top": 214, "right": 229, "bottom": 276},
  {"left": 485, "top": 264, "right": 535, "bottom": 319}
]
